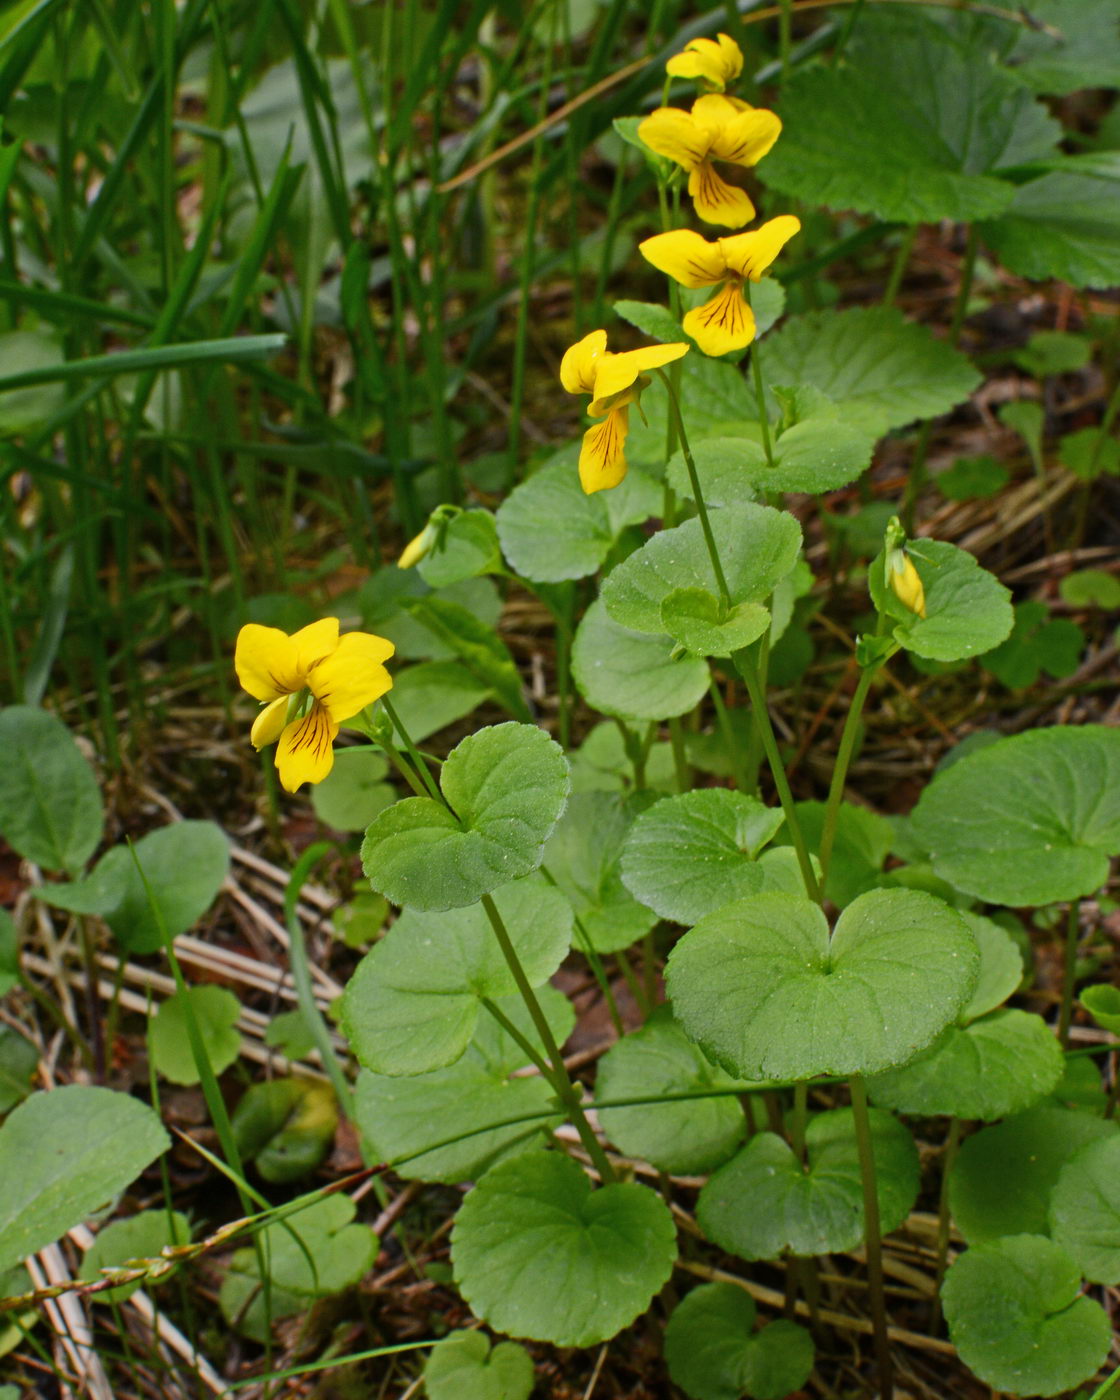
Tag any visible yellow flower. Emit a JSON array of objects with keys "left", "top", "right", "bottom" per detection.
[
  {"left": 665, "top": 33, "right": 743, "bottom": 92},
  {"left": 639, "top": 218, "right": 800, "bottom": 356},
  {"left": 560, "top": 330, "right": 689, "bottom": 493},
  {"left": 638, "top": 94, "right": 781, "bottom": 228},
  {"left": 235, "top": 618, "right": 394, "bottom": 792},
  {"left": 888, "top": 552, "right": 927, "bottom": 618}
]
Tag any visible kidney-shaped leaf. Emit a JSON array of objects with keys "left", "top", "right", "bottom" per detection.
[
  {"left": 664, "top": 1283, "right": 814, "bottom": 1400},
  {"left": 572, "top": 599, "right": 710, "bottom": 722},
  {"left": 361, "top": 723, "right": 570, "bottom": 911},
  {"left": 667, "top": 889, "right": 977, "bottom": 1082},
  {"left": 424, "top": 1331, "right": 534, "bottom": 1400},
  {"left": 451, "top": 1150, "right": 676, "bottom": 1347},
  {"left": 0, "top": 705, "right": 103, "bottom": 874}
]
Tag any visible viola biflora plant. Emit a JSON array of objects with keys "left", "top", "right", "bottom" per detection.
[{"left": 2, "top": 16, "right": 1120, "bottom": 1400}]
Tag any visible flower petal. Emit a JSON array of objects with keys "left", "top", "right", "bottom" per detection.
[
  {"left": 588, "top": 342, "right": 689, "bottom": 414},
  {"left": 687, "top": 161, "right": 756, "bottom": 227},
  {"left": 275, "top": 704, "right": 339, "bottom": 792},
  {"left": 250, "top": 696, "right": 289, "bottom": 749},
  {"left": 234, "top": 617, "right": 338, "bottom": 701},
  {"left": 579, "top": 407, "right": 630, "bottom": 494},
  {"left": 708, "top": 104, "right": 782, "bottom": 167},
  {"left": 719, "top": 215, "right": 801, "bottom": 282},
  {"left": 665, "top": 34, "right": 743, "bottom": 91},
  {"left": 683, "top": 282, "right": 756, "bottom": 357},
  {"left": 309, "top": 631, "right": 395, "bottom": 722},
  {"left": 689, "top": 93, "right": 746, "bottom": 141},
  {"left": 637, "top": 108, "right": 708, "bottom": 170},
  {"left": 639, "top": 229, "right": 728, "bottom": 289},
  {"left": 560, "top": 329, "right": 608, "bottom": 395}
]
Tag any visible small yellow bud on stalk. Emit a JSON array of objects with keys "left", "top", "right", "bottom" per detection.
[{"left": 888, "top": 552, "right": 926, "bottom": 618}]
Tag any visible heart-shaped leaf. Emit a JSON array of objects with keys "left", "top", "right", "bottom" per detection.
[
  {"left": 361, "top": 723, "right": 570, "bottom": 911},
  {"left": 1049, "top": 1136, "right": 1120, "bottom": 1284},
  {"left": 697, "top": 1108, "right": 918, "bottom": 1260},
  {"left": 621, "top": 790, "right": 784, "bottom": 925},
  {"left": 911, "top": 726, "right": 1120, "bottom": 905},
  {"left": 342, "top": 874, "right": 572, "bottom": 1075},
  {"left": 664, "top": 1283, "right": 814, "bottom": 1400},
  {"left": 660, "top": 589, "right": 771, "bottom": 658},
  {"left": 596, "top": 1006, "right": 749, "bottom": 1175},
  {"left": 667, "top": 889, "right": 977, "bottom": 1081},
  {"left": 149, "top": 986, "right": 242, "bottom": 1086},
  {"left": 571, "top": 598, "right": 710, "bottom": 722},
  {"left": 451, "top": 1150, "right": 676, "bottom": 1346},
  {"left": 423, "top": 1331, "right": 534, "bottom": 1400},
  {"left": 0, "top": 705, "right": 103, "bottom": 875},
  {"left": 870, "top": 539, "right": 1013, "bottom": 662},
  {"left": 942, "top": 1236, "right": 1110, "bottom": 1396}
]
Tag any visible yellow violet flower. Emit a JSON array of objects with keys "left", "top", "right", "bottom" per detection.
[
  {"left": 638, "top": 94, "right": 781, "bottom": 228},
  {"left": 234, "top": 618, "right": 394, "bottom": 792},
  {"left": 560, "top": 330, "right": 689, "bottom": 493},
  {"left": 639, "top": 218, "right": 801, "bottom": 357},
  {"left": 888, "top": 552, "right": 927, "bottom": 618},
  {"left": 665, "top": 33, "right": 743, "bottom": 92}
]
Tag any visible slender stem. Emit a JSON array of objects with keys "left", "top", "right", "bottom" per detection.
[
  {"left": 480, "top": 996, "right": 554, "bottom": 1081},
  {"left": 1057, "top": 900, "right": 1082, "bottom": 1047},
  {"left": 735, "top": 647, "right": 821, "bottom": 903},
  {"left": 381, "top": 693, "right": 441, "bottom": 803},
  {"left": 929, "top": 1116, "right": 962, "bottom": 1335},
  {"left": 668, "top": 715, "right": 690, "bottom": 793},
  {"left": 480, "top": 893, "right": 616, "bottom": 1183},
  {"left": 642, "top": 929, "right": 658, "bottom": 1009},
  {"left": 656, "top": 369, "right": 731, "bottom": 609},
  {"left": 541, "top": 865, "right": 625, "bottom": 1038},
  {"left": 819, "top": 663, "right": 880, "bottom": 892},
  {"left": 710, "top": 677, "right": 749, "bottom": 792},
  {"left": 849, "top": 1075, "right": 894, "bottom": 1400},
  {"left": 1088, "top": 377, "right": 1120, "bottom": 476},
  {"left": 745, "top": 284, "right": 776, "bottom": 469},
  {"left": 379, "top": 738, "right": 429, "bottom": 799},
  {"left": 881, "top": 225, "right": 917, "bottom": 306},
  {"left": 616, "top": 945, "right": 653, "bottom": 1017},
  {"left": 791, "top": 1080, "right": 808, "bottom": 1164},
  {"left": 948, "top": 224, "right": 980, "bottom": 347}
]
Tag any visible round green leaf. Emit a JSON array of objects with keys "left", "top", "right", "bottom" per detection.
[
  {"left": 868, "top": 1009, "right": 1064, "bottom": 1121},
  {"left": 451, "top": 1150, "right": 677, "bottom": 1346},
  {"left": 0, "top": 705, "right": 103, "bottom": 874},
  {"left": 83, "top": 1210, "right": 190, "bottom": 1304},
  {"left": 601, "top": 504, "right": 801, "bottom": 638},
  {"left": 664, "top": 1284, "right": 814, "bottom": 1400},
  {"left": 1081, "top": 983, "right": 1120, "bottom": 1033},
  {"left": 942, "top": 1236, "right": 1111, "bottom": 1397},
  {"left": 959, "top": 912, "right": 1023, "bottom": 1022},
  {"left": 1050, "top": 1136, "right": 1120, "bottom": 1283},
  {"left": 0, "top": 1086, "right": 169, "bottom": 1273},
  {"left": 310, "top": 748, "right": 394, "bottom": 831},
  {"left": 911, "top": 726, "right": 1120, "bottom": 905},
  {"left": 361, "top": 723, "right": 570, "bottom": 911},
  {"left": 660, "top": 589, "right": 771, "bottom": 658},
  {"left": 949, "top": 1106, "right": 1118, "bottom": 1244},
  {"left": 149, "top": 986, "right": 242, "bottom": 1085},
  {"left": 698, "top": 1108, "right": 918, "bottom": 1260},
  {"left": 542, "top": 792, "right": 656, "bottom": 955},
  {"left": 667, "top": 889, "right": 978, "bottom": 1081},
  {"left": 424, "top": 1331, "right": 534, "bottom": 1400},
  {"left": 496, "top": 459, "right": 659, "bottom": 583},
  {"left": 596, "top": 1006, "right": 749, "bottom": 1175},
  {"left": 571, "top": 598, "right": 710, "bottom": 722},
  {"left": 342, "top": 874, "right": 572, "bottom": 1074},
  {"left": 621, "top": 790, "right": 783, "bottom": 925},
  {"left": 870, "top": 539, "right": 1013, "bottom": 661}
]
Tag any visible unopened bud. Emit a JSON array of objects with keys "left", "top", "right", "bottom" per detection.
[
  {"left": 888, "top": 551, "right": 926, "bottom": 618},
  {"left": 398, "top": 523, "right": 436, "bottom": 569}
]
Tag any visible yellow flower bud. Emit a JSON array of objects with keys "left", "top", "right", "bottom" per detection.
[
  {"left": 889, "top": 552, "right": 926, "bottom": 618},
  {"left": 398, "top": 524, "right": 435, "bottom": 569}
]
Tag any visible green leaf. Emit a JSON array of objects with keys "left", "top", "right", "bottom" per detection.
[
  {"left": 1059, "top": 426, "right": 1120, "bottom": 482},
  {"left": 1082, "top": 983, "right": 1120, "bottom": 1034},
  {"left": 83, "top": 1211, "right": 190, "bottom": 1305},
  {"left": 776, "top": 801, "right": 893, "bottom": 909},
  {"left": 596, "top": 1006, "right": 748, "bottom": 1175},
  {"left": 760, "top": 306, "right": 981, "bottom": 436},
  {"left": 424, "top": 1331, "right": 534, "bottom": 1400},
  {"left": 342, "top": 874, "right": 571, "bottom": 1074},
  {"left": 621, "top": 790, "right": 783, "bottom": 925},
  {"left": 0, "top": 329, "right": 64, "bottom": 433},
  {"left": 0, "top": 909, "right": 16, "bottom": 998},
  {"left": 571, "top": 598, "right": 710, "bottom": 722},
  {"left": 149, "top": 986, "right": 242, "bottom": 1086},
  {"left": 363, "top": 575, "right": 501, "bottom": 661},
  {"left": 451, "top": 1150, "right": 676, "bottom": 1346},
  {"left": 981, "top": 171, "right": 1120, "bottom": 289},
  {"left": 867, "top": 1009, "right": 1064, "bottom": 1120},
  {"left": 665, "top": 437, "right": 764, "bottom": 509},
  {"left": 759, "top": 10, "right": 1059, "bottom": 224},
  {"left": 761, "top": 406, "right": 879, "bottom": 495},
  {"left": 542, "top": 793, "right": 656, "bottom": 955},
  {"left": 660, "top": 589, "right": 771, "bottom": 658},
  {"left": 1049, "top": 1135, "right": 1120, "bottom": 1284},
  {"left": 361, "top": 723, "right": 570, "bottom": 912},
  {"left": 698, "top": 1108, "right": 918, "bottom": 1260},
  {"left": 355, "top": 990, "right": 574, "bottom": 1183},
  {"left": 667, "top": 889, "right": 978, "bottom": 1082},
  {"left": 949, "top": 1106, "right": 1118, "bottom": 1244},
  {"left": 402, "top": 596, "right": 529, "bottom": 721},
  {"left": 959, "top": 912, "right": 1023, "bottom": 1022},
  {"left": 37, "top": 820, "right": 231, "bottom": 954},
  {"left": 1060, "top": 569, "right": 1120, "bottom": 610},
  {"left": 870, "top": 539, "right": 1013, "bottom": 662},
  {"left": 980, "top": 600, "right": 1084, "bottom": 689},
  {"left": 936, "top": 454, "right": 1010, "bottom": 502},
  {"left": 626, "top": 353, "right": 758, "bottom": 471},
  {"left": 911, "top": 726, "right": 1120, "bottom": 904},
  {"left": 417, "top": 510, "right": 501, "bottom": 588},
  {"left": 613, "top": 299, "right": 686, "bottom": 345},
  {"left": 232, "top": 1079, "right": 339, "bottom": 1183},
  {"left": 0, "top": 1026, "right": 37, "bottom": 1114},
  {"left": 601, "top": 503, "right": 801, "bottom": 637},
  {"left": 496, "top": 458, "right": 659, "bottom": 583},
  {"left": 0, "top": 705, "right": 102, "bottom": 874},
  {"left": 1008, "top": 0, "right": 1120, "bottom": 93},
  {"left": 941, "top": 1236, "right": 1111, "bottom": 1396},
  {"left": 1011, "top": 330, "right": 1093, "bottom": 378},
  {"left": 569, "top": 721, "right": 678, "bottom": 795},
  {"left": 664, "top": 1284, "right": 814, "bottom": 1400},
  {"left": 310, "top": 747, "right": 394, "bottom": 831},
  {"left": 0, "top": 1085, "right": 169, "bottom": 1272},
  {"left": 387, "top": 660, "right": 491, "bottom": 744}
]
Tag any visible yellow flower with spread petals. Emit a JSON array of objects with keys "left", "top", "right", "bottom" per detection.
[
  {"left": 638, "top": 94, "right": 781, "bottom": 228},
  {"left": 235, "top": 618, "right": 394, "bottom": 792},
  {"left": 639, "top": 217, "right": 800, "bottom": 356},
  {"left": 665, "top": 33, "right": 743, "bottom": 92},
  {"left": 560, "top": 330, "right": 689, "bottom": 493}
]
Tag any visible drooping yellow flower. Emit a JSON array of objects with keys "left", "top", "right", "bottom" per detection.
[
  {"left": 560, "top": 330, "right": 689, "bottom": 493},
  {"left": 235, "top": 618, "right": 394, "bottom": 792},
  {"left": 639, "top": 218, "right": 800, "bottom": 356},
  {"left": 638, "top": 94, "right": 781, "bottom": 228},
  {"left": 888, "top": 552, "right": 927, "bottom": 618},
  {"left": 665, "top": 33, "right": 743, "bottom": 92}
]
